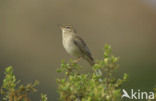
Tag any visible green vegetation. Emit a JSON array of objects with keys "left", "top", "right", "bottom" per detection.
[
  {"left": 0, "top": 44, "right": 131, "bottom": 101},
  {"left": 57, "top": 44, "right": 127, "bottom": 101},
  {"left": 0, "top": 66, "right": 48, "bottom": 101}
]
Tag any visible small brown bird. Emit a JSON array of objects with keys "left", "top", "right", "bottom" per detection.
[{"left": 59, "top": 24, "right": 95, "bottom": 66}]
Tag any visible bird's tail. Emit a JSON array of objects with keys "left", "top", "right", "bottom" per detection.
[{"left": 85, "top": 55, "right": 95, "bottom": 66}]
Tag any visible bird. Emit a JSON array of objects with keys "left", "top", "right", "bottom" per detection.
[{"left": 59, "top": 24, "right": 95, "bottom": 66}]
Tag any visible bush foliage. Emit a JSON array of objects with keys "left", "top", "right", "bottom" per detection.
[
  {"left": 0, "top": 44, "right": 132, "bottom": 101},
  {"left": 57, "top": 44, "right": 128, "bottom": 101},
  {"left": 0, "top": 66, "right": 48, "bottom": 101}
]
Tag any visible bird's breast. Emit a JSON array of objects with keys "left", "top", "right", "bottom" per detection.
[{"left": 63, "top": 36, "right": 81, "bottom": 57}]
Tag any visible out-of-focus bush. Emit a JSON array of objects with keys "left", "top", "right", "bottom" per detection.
[{"left": 0, "top": 66, "right": 48, "bottom": 101}]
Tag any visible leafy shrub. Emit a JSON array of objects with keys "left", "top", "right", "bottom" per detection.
[
  {"left": 0, "top": 66, "right": 47, "bottom": 101},
  {"left": 0, "top": 44, "right": 130, "bottom": 101},
  {"left": 57, "top": 44, "right": 128, "bottom": 101}
]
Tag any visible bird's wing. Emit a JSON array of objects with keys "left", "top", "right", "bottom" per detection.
[{"left": 73, "top": 35, "right": 93, "bottom": 60}]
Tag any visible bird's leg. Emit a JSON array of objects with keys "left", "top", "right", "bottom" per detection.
[{"left": 73, "top": 57, "right": 81, "bottom": 64}]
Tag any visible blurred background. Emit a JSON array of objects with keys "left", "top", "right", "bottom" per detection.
[{"left": 0, "top": 0, "right": 156, "bottom": 100}]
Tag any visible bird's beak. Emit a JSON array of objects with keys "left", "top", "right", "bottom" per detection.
[{"left": 57, "top": 24, "right": 63, "bottom": 29}]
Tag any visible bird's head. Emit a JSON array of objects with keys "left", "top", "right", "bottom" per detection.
[{"left": 59, "top": 24, "right": 74, "bottom": 33}]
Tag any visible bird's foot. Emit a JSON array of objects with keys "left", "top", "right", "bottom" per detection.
[{"left": 73, "top": 58, "right": 81, "bottom": 64}]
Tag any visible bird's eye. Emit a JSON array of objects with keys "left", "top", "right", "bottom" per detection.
[{"left": 66, "top": 26, "right": 70, "bottom": 29}]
